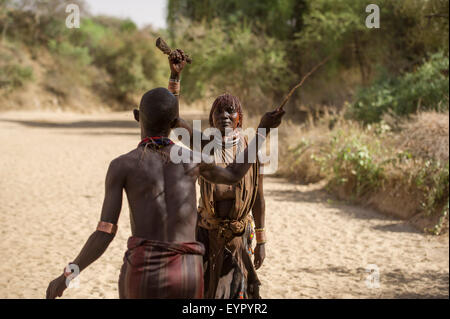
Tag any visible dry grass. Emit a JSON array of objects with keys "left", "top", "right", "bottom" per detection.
[
  {"left": 275, "top": 110, "right": 449, "bottom": 234},
  {"left": 400, "top": 112, "right": 449, "bottom": 162}
]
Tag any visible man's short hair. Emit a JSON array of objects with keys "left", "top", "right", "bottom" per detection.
[{"left": 139, "top": 88, "right": 178, "bottom": 132}]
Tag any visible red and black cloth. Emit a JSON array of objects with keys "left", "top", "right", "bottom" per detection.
[{"left": 118, "top": 236, "right": 205, "bottom": 299}]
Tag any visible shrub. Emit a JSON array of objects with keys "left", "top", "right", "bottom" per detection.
[
  {"left": 0, "top": 63, "right": 33, "bottom": 90},
  {"left": 329, "top": 139, "right": 385, "bottom": 197},
  {"left": 48, "top": 40, "right": 92, "bottom": 66},
  {"left": 280, "top": 113, "right": 449, "bottom": 234},
  {"left": 170, "top": 19, "right": 290, "bottom": 111},
  {"left": 349, "top": 52, "right": 449, "bottom": 124}
]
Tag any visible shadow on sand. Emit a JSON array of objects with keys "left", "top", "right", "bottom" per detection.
[
  {"left": 297, "top": 265, "right": 448, "bottom": 298},
  {"left": 0, "top": 112, "right": 209, "bottom": 130},
  {"left": 0, "top": 119, "right": 139, "bottom": 129},
  {"left": 265, "top": 182, "right": 420, "bottom": 234}
]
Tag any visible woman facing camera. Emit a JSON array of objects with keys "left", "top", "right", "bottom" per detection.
[
  {"left": 167, "top": 49, "right": 267, "bottom": 299},
  {"left": 197, "top": 93, "right": 266, "bottom": 299}
]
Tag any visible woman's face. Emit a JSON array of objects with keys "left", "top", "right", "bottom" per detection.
[{"left": 212, "top": 103, "right": 240, "bottom": 135}]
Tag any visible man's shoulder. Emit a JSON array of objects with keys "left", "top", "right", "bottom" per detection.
[{"left": 109, "top": 149, "right": 140, "bottom": 172}]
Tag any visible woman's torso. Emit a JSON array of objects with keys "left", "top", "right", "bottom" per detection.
[
  {"left": 214, "top": 183, "right": 236, "bottom": 218},
  {"left": 199, "top": 133, "right": 258, "bottom": 222}
]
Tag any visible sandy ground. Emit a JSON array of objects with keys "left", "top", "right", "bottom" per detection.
[{"left": 0, "top": 111, "right": 448, "bottom": 299}]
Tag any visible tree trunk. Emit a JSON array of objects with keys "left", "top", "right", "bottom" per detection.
[{"left": 353, "top": 32, "right": 367, "bottom": 85}]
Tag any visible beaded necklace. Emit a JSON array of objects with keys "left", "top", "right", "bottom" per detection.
[
  {"left": 138, "top": 136, "right": 174, "bottom": 148},
  {"left": 138, "top": 136, "right": 174, "bottom": 163}
]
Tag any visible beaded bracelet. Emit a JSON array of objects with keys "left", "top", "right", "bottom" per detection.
[{"left": 255, "top": 228, "right": 266, "bottom": 244}]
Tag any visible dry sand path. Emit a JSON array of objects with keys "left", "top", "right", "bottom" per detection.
[{"left": 0, "top": 111, "right": 448, "bottom": 299}]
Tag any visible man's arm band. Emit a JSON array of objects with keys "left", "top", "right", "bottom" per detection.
[
  {"left": 168, "top": 80, "right": 180, "bottom": 95},
  {"left": 96, "top": 221, "right": 118, "bottom": 235}
]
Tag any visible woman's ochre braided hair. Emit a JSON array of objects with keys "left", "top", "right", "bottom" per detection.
[{"left": 209, "top": 93, "right": 243, "bottom": 128}]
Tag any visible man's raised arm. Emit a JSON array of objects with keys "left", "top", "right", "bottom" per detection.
[
  {"left": 46, "top": 158, "right": 126, "bottom": 299},
  {"left": 167, "top": 49, "right": 210, "bottom": 152},
  {"left": 167, "top": 49, "right": 186, "bottom": 102}
]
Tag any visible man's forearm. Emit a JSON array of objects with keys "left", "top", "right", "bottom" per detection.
[
  {"left": 71, "top": 230, "right": 115, "bottom": 273},
  {"left": 168, "top": 72, "right": 180, "bottom": 101},
  {"left": 200, "top": 132, "right": 266, "bottom": 184},
  {"left": 170, "top": 72, "right": 180, "bottom": 81},
  {"left": 168, "top": 72, "right": 199, "bottom": 150},
  {"left": 227, "top": 131, "right": 267, "bottom": 181}
]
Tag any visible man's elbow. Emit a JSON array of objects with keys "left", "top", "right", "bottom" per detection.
[{"left": 93, "top": 230, "right": 115, "bottom": 246}]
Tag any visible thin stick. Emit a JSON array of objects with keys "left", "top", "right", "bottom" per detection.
[{"left": 277, "top": 55, "right": 331, "bottom": 111}]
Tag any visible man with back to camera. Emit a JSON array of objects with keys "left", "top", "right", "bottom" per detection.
[{"left": 45, "top": 53, "right": 285, "bottom": 298}]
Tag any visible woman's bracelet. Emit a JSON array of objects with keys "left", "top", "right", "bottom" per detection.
[{"left": 255, "top": 228, "right": 266, "bottom": 244}]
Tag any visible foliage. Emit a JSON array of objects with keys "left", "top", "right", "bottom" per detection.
[
  {"left": 0, "top": 1, "right": 167, "bottom": 105},
  {"left": 168, "top": 0, "right": 449, "bottom": 112},
  {"left": 1, "top": 0, "right": 448, "bottom": 110},
  {"left": 281, "top": 116, "right": 449, "bottom": 234},
  {"left": 171, "top": 20, "right": 289, "bottom": 110},
  {"left": 416, "top": 161, "right": 449, "bottom": 211},
  {"left": 0, "top": 41, "right": 33, "bottom": 91},
  {"left": 349, "top": 52, "right": 449, "bottom": 123},
  {"left": 330, "top": 138, "right": 385, "bottom": 197},
  {"left": 44, "top": 16, "right": 167, "bottom": 102},
  {"left": 0, "top": 63, "right": 33, "bottom": 90},
  {"left": 48, "top": 39, "right": 92, "bottom": 66},
  {"left": 168, "top": 0, "right": 307, "bottom": 40}
]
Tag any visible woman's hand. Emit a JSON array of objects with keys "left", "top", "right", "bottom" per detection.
[
  {"left": 258, "top": 109, "right": 285, "bottom": 131},
  {"left": 254, "top": 244, "right": 266, "bottom": 270}
]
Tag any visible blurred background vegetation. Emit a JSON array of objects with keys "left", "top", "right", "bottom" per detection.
[
  {"left": 167, "top": 0, "right": 448, "bottom": 119},
  {"left": 0, "top": 0, "right": 168, "bottom": 109},
  {"left": 0, "top": 0, "right": 447, "bottom": 116},
  {"left": 0, "top": 0, "right": 448, "bottom": 233}
]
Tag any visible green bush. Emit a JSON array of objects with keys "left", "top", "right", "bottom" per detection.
[
  {"left": 0, "top": 64, "right": 33, "bottom": 90},
  {"left": 48, "top": 40, "right": 92, "bottom": 66},
  {"left": 349, "top": 52, "right": 449, "bottom": 123},
  {"left": 330, "top": 140, "right": 385, "bottom": 197},
  {"left": 45, "top": 39, "right": 93, "bottom": 97},
  {"left": 171, "top": 20, "right": 290, "bottom": 111},
  {"left": 282, "top": 118, "right": 449, "bottom": 234},
  {"left": 89, "top": 32, "right": 165, "bottom": 102},
  {"left": 42, "top": 16, "right": 167, "bottom": 103},
  {"left": 66, "top": 18, "right": 112, "bottom": 52},
  {"left": 416, "top": 160, "right": 449, "bottom": 235}
]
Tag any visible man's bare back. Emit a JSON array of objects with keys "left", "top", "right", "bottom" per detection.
[
  {"left": 113, "top": 144, "right": 198, "bottom": 242},
  {"left": 46, "top": 83, "right": 284, "bottom": 299}
]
